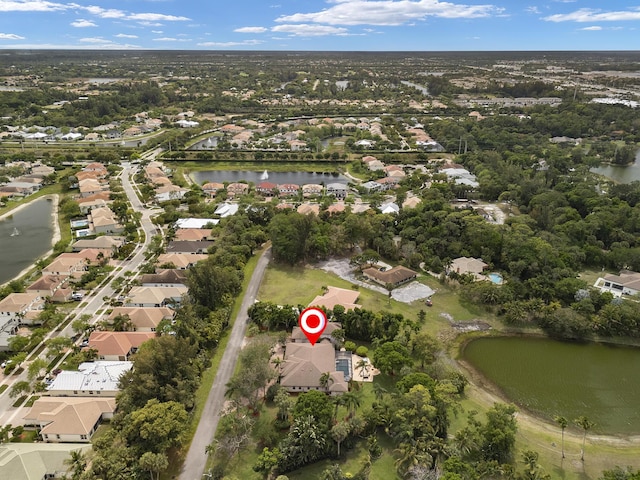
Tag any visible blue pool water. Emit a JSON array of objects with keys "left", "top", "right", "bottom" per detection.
[{"left": 488, "top": 273, "right": 503, "bottom": 284}]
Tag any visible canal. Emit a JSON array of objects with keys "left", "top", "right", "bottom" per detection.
[{"left": 190, "top": 170, "right": 349, "bottom": 186}]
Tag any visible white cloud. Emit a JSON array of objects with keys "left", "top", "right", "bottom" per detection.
[
  {"left": 153, "top": 37, "right": 191, "bottom": 42},
  {"left": 128, "top": 13, "right": 189, "bottom": 21},
  {"left": 0, "top": 33, "right": 25, "bottom": 40},
  {"left": 525, "top": 6, "right": 540, "bottom": 15},
  {"left": 71, "top": 19, "right": 97, "bottom": 28},
  {"left": 276, "top": 0, "right": 502, "bottom": 26},
  {"left": 83, "top": 6, "right": 125, "bottom": 19},
  {"left": 234, "top": 26, "right": 268, "bottom": 33},
  {"left": 138, "top": 21, "right": 164, "bottom": 27},
  {"left": 0, "top": 1, "right": 68, "bottom": 12},
  {"left": 115, "top": 33, "right": 138, "bottom": 38},
  {"left": 544, "top": 8, "right": 640, "bottom": 22},
  {"left": 79, "top": 37, "right": 113, "bottom": 44},
  {"left": 272, "top": 24, "right": 349, "bottom": 36},
  {"left": 151, "top": 30, "right": 164, "bottom": 34},
  {"left": 579, "top": 25, "right": 602, "bottom": 31},
  {"left": 197, "top": 39, "right": 264, "bottom": 47}
]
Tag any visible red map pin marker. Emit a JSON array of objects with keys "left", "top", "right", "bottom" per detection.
[{"left": 299, "top": 307, "right": 327, "bottom": 346}]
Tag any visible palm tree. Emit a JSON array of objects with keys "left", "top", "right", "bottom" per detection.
[
  {"left": 355, "top": 359, "right": 369, "bottom": 379},
  {"left": 554, "top": 415, "right": 568, "bottom": 459},
  {"left": 372, "top": 383, "right": 387, "bottom": 402},
  {"left": 575, "top": 416, "right": 594, "bottom": 461},
  {"left": 319, "top": 372, "right": 333, "bottom": 391},
  {"left": 271, "top": 356, "right": 283, "bottom": 383},
  {"left": 342, "top": 390, "right": 362, "bottom": 418},
  {"left": 64, "top": 449, "right": 87, "bottom": 480}
]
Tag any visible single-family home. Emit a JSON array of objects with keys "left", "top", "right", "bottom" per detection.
[
  {"left": 24, "top": 397, "right": 116, "bottom": 443},
  {"left": 0, "top": 443, "right": 91, "bottom": 480},
  {"left": 108, "top": 307, "right": 175, "bottom": 332},
  {"left": 0, "top": 292, "right": 44, "bottom": 330},
  {"left": 155, "top": 185, "right": 189, "bottom": 203},
  {"left": 88, "top": 207, "right": 123, "bottom": 235},
  {"left": 449, "top": 257, "right": 488, "bottom": 279},
  {"left": 375, "top": 177, "right": 400, "bottom": 190},
  {"left": 280, "top": 342, "right": 348, "bottom": 395},
  {"left": 139, "top": 269, "right": 188, "bottom": 288},
  {"left": 226, "top": 183, "right": 249, "bottom": 197},
  {"left": 26, "top": 275, "right": 68, "bottom": 299},
  {"left": 156, "top": 253, "right": 208, "bottom": 270},
  {"left": 326, "top": 202, "right": 346, "bottom": 215},
  {"left": 256, "top": 181, "right": 277, "bottom": 196},
  {"left": 174, "top": 218, "right": 219, "bottom": 229},
  {"left": 174, "top": 228, "right": 212, "bottom": 242},
  {"left": 297, "top": 203, "right": 320, "bottom": 216},
  {"left": 379, "top": 202, "right": 400, "bottom": 215},
  {"left": 214, "top": 202, "right": 240, "bottom": 218},
  {"left": 86, "top": 332, "right": 156, "bottom": 361},
  {"left": 71, "top": 236, "right": 125, "bottom": 255},
  {"left": 402, "top": 196, "right": 422, "bottom": 209},
  {"left": 44, "top": 361, "right": 133, "bottom": 397},
  {"left": 363, "top": 265, "right": 417, "bottom": 288},
  {"left": 202, "top": 182, "right": 224, "bottom": 197},
  {"left": 78, "top": 178, "right": 105, "bottom": 198},
  {"left": 326, "top": 183, "right": 348, "bottom": 199},
  {"left": 302, "top": 184, "right": 323, "bottom": 197},
  {"left": 308, "top": 287, "right": 361, "bottom": 311},
  {"left": 291, "top": 322, "right": 343, "bottom": 346},
  {"left": 125, "top": 285, "right": 188, "bottom": 308},
  {"left": 84, "top": 162, "right": 108, "bottom": 175},
  {"left": 278, "top": 184, "right": 300, "bottom": 197},
  {"left": 594, "top": 270, "right": 640, "bottom": 298},
  {"left": 42, "top": 256, "right": 88, "bottom": 278},
  {"left": 166, "top": 240, "right": 214, "bottom": 255}
]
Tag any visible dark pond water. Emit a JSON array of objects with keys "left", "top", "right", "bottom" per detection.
[
  {"left": 463, "top": 336, "right": 640, "bottom": 434},
  {"left": 591, "top": 149, "right": 640, "bottom": 184},
  {"left": 191, "top": 170, "right": 349, "bottom": 186},
  {"left": 0, "top": 197, "right": 56, "bottom": 284}
]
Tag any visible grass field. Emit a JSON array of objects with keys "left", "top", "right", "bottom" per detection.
[{"left": 251, "top": 261, "right": 640, "bottom": 479}]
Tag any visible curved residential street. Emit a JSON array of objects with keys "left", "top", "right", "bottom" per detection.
[
  {"left": 0, "top": 163, "right": 157, "bottom": 426},
  {"left": 179, "top": 247, "right": 272, "bottom": 480}
]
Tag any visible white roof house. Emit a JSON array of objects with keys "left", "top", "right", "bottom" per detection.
[
  {"left": 379, "top": 202, "right": 400, "bottom": 215},
  {"left": 45, "top": 361, "right": 133, "bottom": 397},
  {"left": 440, "top": 168, "right": 479, "bottom": 188},
  {"left": 174, "top": 218, "right": 219, "bottom": 229},
  {"left": 214, "top": 202, "right": 240, "bottom": 218}
]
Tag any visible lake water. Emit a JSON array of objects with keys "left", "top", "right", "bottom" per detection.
[
  {"left": 463, "top": 336, "right": 640, "bottom": 434},
  {"left": 401, "top": 80, "right": 429, "bottom": 96},
  {"left": 591, "top": 149, "right": 640, "bottom": 183},
  {"left": 191, "top": 170, "right": 349, "bottom": 186},
  {"left": 0, "top": 197, "right": 56, "bottom": 285}
]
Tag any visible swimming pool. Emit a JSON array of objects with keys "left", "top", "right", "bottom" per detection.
[{"left": 488, "top": 272, "right": 503, "bottom": 285}]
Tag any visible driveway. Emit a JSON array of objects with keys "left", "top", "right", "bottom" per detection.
[{"left": 317, "top": 258, "right": 434, "bottom": 303}]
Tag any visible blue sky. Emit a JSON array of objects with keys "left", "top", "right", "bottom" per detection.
[{"left": 0, "top": 0, "right": 638, "bottom": 50}]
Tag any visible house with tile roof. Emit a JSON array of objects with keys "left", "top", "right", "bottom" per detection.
[
  {"left": 86, "top": 332, "right": 156, "bottom": 361},
  {"left": 363, "top": 265, "right": 417, "bottom": 288},
  {"left": 156, "top": 253, "right": 208, "bottom": 270},
  {"left": 174, "top": 228, "right": 212, "bottom": 242},
  {"left": 24, "top": 397, "right": 117, "bottom": 443},
  {"left": 279, "top": 342, "right": 348, "bottom": 395},
  {"left": 308, "top": 287, "right": 361, "bottom": 311},
  {"left": 0, "top": 443, "right": 90, "bottom": 480},
  {"left": 125, "top": 285, "right": 188, "bottom": 308},
  {"left": 139, "top": 269, "right": 188, "bottom": 288},
  {"left": 108, "top": 307, "right": 175, "bottom": 332},
  {"left": 449, "top": 257, "right": 488, "bottom": 279}
]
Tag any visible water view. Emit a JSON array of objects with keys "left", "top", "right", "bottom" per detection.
[
  {"left": 0, "top": 197, "right": 56, "bottom": 285},
  {"left": 591, "top": 149, "right": 640, "bottom": 184},
  {"left": 191, "top": 170, "right": 349, "bottom": 186},
  {"left": 462, "top": 336, "right": 640, "bottom": 434}
]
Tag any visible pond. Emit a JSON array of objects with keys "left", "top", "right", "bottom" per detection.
[
  {"left": 191, "top": 170, "right": 349, "bottom": 186},
  {"left": 0, "top": 197, "right": 56, "bottom": 285},
  {"left": 462, "top": 336, "right": 640, "bottom": 435},
  {"left": 591, "top": 149, "right": 640, "bottom": 184}
]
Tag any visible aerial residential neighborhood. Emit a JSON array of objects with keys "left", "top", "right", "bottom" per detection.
[{"left": 0, "top": 46, "right": 640, "bottom": 480}]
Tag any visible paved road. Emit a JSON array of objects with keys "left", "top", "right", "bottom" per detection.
[
  {"left": 0, "top": 163, "right": 157, "bottom": 426},
  {"left": 179, "top": 247, "right": 272, "bottom": 480}
]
